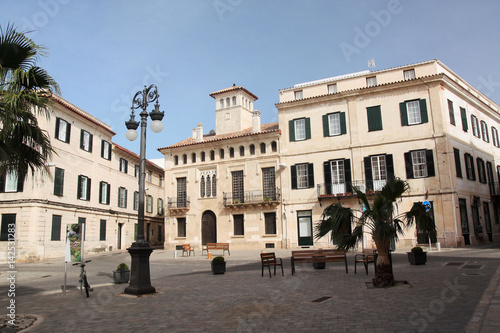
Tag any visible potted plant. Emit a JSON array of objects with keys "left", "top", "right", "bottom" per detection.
[
  {"left": 211, "top": 256, "right": 226, "bottom": 274},
  {"left": 113, "top": 263, "right": 130, "bottom": 283},
  {"left": 407, "top": 246, "right": 427, "bottom": 265}
]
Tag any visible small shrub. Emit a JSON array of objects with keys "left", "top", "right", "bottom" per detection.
[
  {"left": 212, "top": 256, "right": 225, "bottom": 263},
  {"left": 411, "top": 246, "right": 423, "bottom": 253},
  {"left": 116, "top": 263, "right": 129, "bottom": 271}
]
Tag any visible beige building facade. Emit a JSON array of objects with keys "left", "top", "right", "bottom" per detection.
[{"left": 0, "top": 95, "right": 165, "bottom": 262}]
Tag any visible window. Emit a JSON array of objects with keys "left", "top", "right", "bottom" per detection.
[
  {"left": 481, "top": 121, "right": 489, "bottom": 142},
  {"left": 159, "top": 175, "right": 163, "bottom": 187},
  {"left": 404, "top": 150, "right": 435, "bottom": 179},
  {"left": 328, "top": 83, "right": 337, "bottom": 94},
  {"left": 323, "top": 112, "right": 346, "bottom": 136},
  {"left": 135, "top": 165, "right": 140, "bottom": 178},
  {"left": 210, "top": 150, "right": 215, "bottom": 161},
  {"left": 158, "top": 198, "right": 164, "bottom": 215},
  {"left": 200, "top": 176, "right": 206, "bottom": 198},
  {"left": 177, "top": 217, "right": 186, "bottom": 237},
  {"left": 220, "top": 99, "right": 224, "bottom": 108},
  {"left": 366, "top": 76, "right": 377, "bottom": 87},
  {"left": 183, "top": 154, "right": 187, "bottom": 164},
  {"left": 492, "top": 127, "right": 500, "bottom": 148},
  {"left": 239, "top": 146, "right": 245, "bottom": 157},
  {"left": 226, "top": 97, "right": 230, "bottom": 106},
  {"left": 291, "top": 163, "right": 314, "bottom": 189},
  {"left": 260, "top": 143, "right": 266, "bottom": 154},
  {"left": 232, "top": 171, "right": 244, "bottom": 203},
  {"left": 146, "top": 195, "right": 153, "bottom": 213},
  {"left": 99, "top": 181, "right": 110, "bottom": 204},
  {"left": 200, "top": 172, "right": 217, "bottom": 198},
  {"left": 289, "top": 118, "right": 311, "bottom": 142},
  {"left": 264, "top": 212, "right": 276, "bottom": 234},
  {"left": 148, "top": 170, "right": 152, "bottom": 182},
  {"left": 101, "top": 140, "right": 111, "bottom": 160},
  {"left": 464, "top": 153, "right": 476, "bottom": 181},
  {"left": 294, "top": 90, "right": 303, "bottom": 100},
  {"left": 229, "top": 148, "right": 234, "bottom": 158},
  {"left": 453, "top": 148, "right": 462, "bottom": 178},
  {"left": 477, "top": 158, "right": 487, "bottom": 184},
  {"left": 471, "top": 115, "right": 480, "bottom": 138},
  {"left": 232, "top": 96, "right": 236, "bottom": 105},
  {"left": 99, "top": 219, "right": 106, "bottom": 241},
  {"left": 233, "top": 214, "right": 244, "bottom": 236},
  {"left": 53, "top": 167, "right": 64, "bottom": 196},
  {"left": 404, "top": 69, "right": 416, "bottom": 80},
  {"left": 174, "top": 156, "right": 179, "bottom": 165},
  {"left": 120, "top": 158, "right": 128, "bottom": 173},
  {"left": 367, "top": 106, "right": 383, "bottom": 131},
  {"left": 133, "top": 191, "right": 139, "bottom": 210},
  {"left": 55, "top": 118, "right": 71, "bottom": 143},
  {"left": 0, "top": 170, "right": 24, "bottom": 193},
  {"left": 447, "top": 100, "right": 455, "bottom": 126},
  {"left": 262, "top": 167, "right": 276, "bottom": 200},
  {"left": 364, "top": 154, "right": 394, "bottom": 191},
  {"left": 201, "top": 151, "right": 206, "bottom": 162},
  {"left": 460, "top": 107, "right": 468, "bottom": 132},
  {"left": 220, "top": 149, "right": 225, "bottom": 159},
  {"left": 249, "top": 145, "right": 255, "bottom": 155},
  {"left": 80, "top": 129, "right": 93, "bottom": 152},
  {"left": 118, "top": 187, "right": 127, "bottom": 208},
  {"left": 51, "top": 215, "right": 61, "bottom": 241},
  {"left": 1, "top": 214, "right": 16, "bottom": 241},
  {"left": 191, "top": 153, "right": 196, "bottom": 163},
  {"left": 400, "top": 99, "right": 428, "bottom": 126},
  {"left": 77, "top": 175, "right": 91, "bottom": 200},
  {"left": 206, "top": 175, "right": 211, "bottom": 198},
  {"left": 177, "top": 177, "right": 187, "bottom": 208},
  {"left": 271, "top": 141, "right": 277, "bottom": 152},
  {"left": 212, "top": 175, "right": 217, "bottom": 197}
]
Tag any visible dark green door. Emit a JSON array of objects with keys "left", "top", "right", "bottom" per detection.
[{"left": 297, "top": 210, "right": 313, "bottom": 246}]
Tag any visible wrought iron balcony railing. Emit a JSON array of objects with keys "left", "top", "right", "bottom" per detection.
[
  {"left": 223, "top": 188, "right": 281, "bottom": 207},
  {"left": 167, "top": 197, "right": 191, "bottom": 209},
  {"left": 317, "top": 180, "right": 387, "bottom": 198}
]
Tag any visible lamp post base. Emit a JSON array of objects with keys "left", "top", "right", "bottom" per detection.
[{"left": 124, "top": 243, "right": 156, "bottom": 296}]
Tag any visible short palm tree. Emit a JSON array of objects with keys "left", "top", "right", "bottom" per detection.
[
  {"left": 315, "top": 177, "right": 434, "bottom": 287},
  {"left": 0, "top": 24, "right": 60, "bottom": 179}
]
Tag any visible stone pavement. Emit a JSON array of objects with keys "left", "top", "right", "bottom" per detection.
[{"left": 0, "top": 245, "right": 499, "bottom": 332}]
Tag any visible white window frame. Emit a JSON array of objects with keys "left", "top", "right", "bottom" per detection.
[
  {"left": 404, "top": 69, "right": 416, "bottom": 80},
  {"left": 120, "top": 158, "right": 128, "bottom": 173},
  {"left": 100, "top": 181, "right": 109, "bottom": 204},
  {"left": 411, "top": 150, "right": 428, "bottom": 178},
  {"left": 406, "top": 100, "right": 422, "bottom": 125},
  {"left": 146, "top": 195, "right": 153, "bottom": 213},
  {"left": 481, "top": 121, "right": 489, "bottom": 142},
  {"left": 471, "top": 115, "right": 480, "bottom": 138},
  {"left": 366, "top": 76, "right": 377, "bottom": 87},
  {"left": 328, "top": 83, "right": 337, "bottom": 94},
  {"left": 102, "top": 140, "right": 111, "bottom": 160},
  {"left": 5, "top": 170, "right": 18, "bottom": 193},
  {"left": 296, "top": 164, "right": 308, "bottom": 189},
  {"left": 118, "top": 187, "right": 127, "bottom": 208},
  {"left": 294, "top": 119, "right": 306, "bottom": 141},
  {"left": 78, "top": 176, "right": 90, "bottom": 200},
  {"left": 328, "top": 113, "right": 341, "bottom": 136},
  {"left": 81, "top": 130, "right": 92, "bottom": 152},
  {"left": 294, "top": 90, "right": 303, "bottom": 100},
  {"left": 56, "top": 118, "right": 69, "bottom": 142},
  {"left": 492, "top": 127, "right": 499, "bottom": 147}
]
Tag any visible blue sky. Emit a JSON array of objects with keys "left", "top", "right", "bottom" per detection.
[{"left": 2, "top": 0, "right": 500, "bottom": 159}]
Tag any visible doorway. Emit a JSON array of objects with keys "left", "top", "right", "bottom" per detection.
[
  {"left": 117, "top": 223, "right": 123, "bottom": 250},
  {"left": 297, "top": 210, "right": 313, "bottom": 246},
  {"left": 201, "top": 211, "right": 216, "bottom": 245},
  {"left": 459, "top": 199, "right": 470, "bottom": 245}
]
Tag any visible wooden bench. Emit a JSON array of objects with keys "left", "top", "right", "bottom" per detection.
[
  {"left": 291, "top": 249, "right": 348, "bottom": 275},
  {"left": 260, "top": 252, "right": 284, "bottom": 278},
  {"left": 202, "top": 243, "right": 230, "bottom": 256}
]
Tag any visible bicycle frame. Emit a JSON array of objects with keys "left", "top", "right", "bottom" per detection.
[{"left": 72, "top": 260, "right": 92, "bottom": 297}]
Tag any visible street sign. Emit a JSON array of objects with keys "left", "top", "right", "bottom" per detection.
[{"left": 423, "top": 200, "right": 431, "bottom": 212}]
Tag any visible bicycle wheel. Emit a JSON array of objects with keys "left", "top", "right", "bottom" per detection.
[{"left": 82, "top": 274, "right": 90, "bottom": 298}]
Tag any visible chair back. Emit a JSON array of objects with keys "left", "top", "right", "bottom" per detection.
[
  {"left": 260, "top": 252, "right": 276, "bottom": 263},
  {"left": 182, "top": 244, "right": 191, "bottom": 250}
]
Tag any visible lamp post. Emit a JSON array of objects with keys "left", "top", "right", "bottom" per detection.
[{"left": 123, "top": 84, "right": 164, "bottom": 295}]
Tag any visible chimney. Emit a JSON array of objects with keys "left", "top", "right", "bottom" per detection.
[
  {"left": 192, "top": 128, "right": 197, "bottom": 140},
  {"left": 197, "top": 122, "right": 203, "bottom": 142},
  {"left": 252, "top": 111, "right": 261, "bottom": 133}
]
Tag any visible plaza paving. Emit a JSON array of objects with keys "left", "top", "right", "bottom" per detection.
[{"left": 0, "top": 244, "right": 499, "bottom": 332}]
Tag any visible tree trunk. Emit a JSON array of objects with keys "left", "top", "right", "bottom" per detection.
[{"left": 372, "top": 240, "right": 395, "bottom": 287}]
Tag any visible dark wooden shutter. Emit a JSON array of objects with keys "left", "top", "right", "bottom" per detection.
[
  {"left": 100, "top": 220, "right": 106, "bottom": 241},
  {"left": 386, "top": 154, "right": 394, "bottom": 179},
  {"left": 340, "top": 112, "right": 347, "bottom": 134},
  {"left": 289, "top": 120, "right": 295, "bottom": 142},
  {"left": 448, "top": 100, "right": 455, "bottom": 125},
  {"left": 0, "top": 174, "right": 5, "bottom": 193},
  {"left": 305, "top": 118, "right": 311, "bottom": 140},
  {"left": 364, "top": 157, "right": 373, "bottom": 191},
  {"left": 344, "top": 159, "right": 352, "bottom": 192},
  {"left": 86, "top": 178, "right": 91, "bottom": 200},
  {"left": 89, "top": 133, "right": 93, "bottom": 152},
  {"left": 80, "top": 130, "right": 84, "bottom": 149},
  {"left": 420, "top": 99, "right": 428, "bottom": 123},
  {"left": 460, "top": 107, "right": 468, "bottom": 132},
  {"left": 322, "top": 114, "right": 329, "bottom": 137},
  {"left": 307, "top": 163, "right": 314, "bottom": 188},
  {"left": 99, "top": 182, "right": 103, "bottom": 203},
  {"left": 51, "top": 215, "right": 61, "bottom": 241},
  {"left": 426, "top": 149, "right": 435, "bottom": 177},
  {"left": 54, "top": 168, "right": 64, "bottom": 195},
  {"left": 454, "top": 148, "right": 462, "bottom": 178},
  {"left": 106, "top": 184, "right": 110, "bottom": 204},
  {"left": 77, "top": 175, "right": 82, "bottom": 199},
  {"left": 55, "top": 118, "right": 60, "bottom": 139},
  {"left": 101, "top": 140, "right": 105, "bottom": 158},
  {"left": 400, "top": 102, "right": 408, "bottom": 126},
  {"left": 324, "top": 161, "right": 332, "bottom": 194},
  {"left": 404, "top": 152, "right": 413, "bottom": 179},
  {"left": 291, "top": 165, "right": 297, "bottom": 189}
]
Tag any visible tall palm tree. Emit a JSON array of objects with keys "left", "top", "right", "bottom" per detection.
[
  {"left": 0, "top": 24, "right": 60, "bottom": 180},
  {"left": 314, "top": 177, "right": 434, "bottom": 287}
]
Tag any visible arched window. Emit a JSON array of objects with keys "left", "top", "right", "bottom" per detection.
[
  {"left": 226, "top": 97, "right": 230, "bottom": 107},
  {"left": 249, "top": 144, "right": 255, "bottom": 155},
  {"left": 229, "top": 147, "right": 235, "bottom": 158},
  {"left": 200, "top": 176, "right": 205, "bottom": 198},
  {"left": 174, "top": 155, "right": 178, "bottom": 165},
  {"left": 183, "top": 154, "right": 187, "bottom": 164},
  {"left": 260, "top": 143, "right": 266, "bottom": 154},
  {"left": 232, "top": 96, "right": 236, "bottom": 105},
  {"left": 219, "top": 148, "right": 225, "bottom": 159},
  {"left": 191, "top": 153, "right": 196, "bottom": 163},
  {"left": 271, "top": 141, "right": 277, "bottom": 152},
  {"left": 210, "top": 150, "right": 215, "bottom": 161},
  {"left": 201, "top": 151, "right": 205, "bottom": 162},
  {"left": 239, "top": 146, "right": 245, "bottom": 156},
  {"left": 212, "top": 176, "right": 217, "bottom": 197},
  {"left": 220, "top": 99, "right": 224, "bottom": 108},
  {"left": 206, "top": 175, "right": 211, "bottom": 197}
]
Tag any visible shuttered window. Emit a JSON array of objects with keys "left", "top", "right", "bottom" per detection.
[
  {"left": 400, "top": 99, "right": 428, "bottom": 126},
  {"left": 367, "top": 106, "right": 382, "bottom": 131}
]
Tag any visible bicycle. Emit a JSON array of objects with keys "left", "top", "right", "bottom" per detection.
[{"left": 72, "top": 260, "right": 93, "bottom": 297}]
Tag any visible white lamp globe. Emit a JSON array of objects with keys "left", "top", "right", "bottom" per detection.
[
  {"left": 126, "top": 129, "right": 138, "bottom": 141},
  {"left": 150, "top": 120, "right": 163, "bottom": 133}
]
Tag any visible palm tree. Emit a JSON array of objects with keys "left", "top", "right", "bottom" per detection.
[
  {"left": 314, "top": 177, "right": 434, "bottom": 287},
  {"left": 0, "top": 24, "right": 60, "bottom": 180}
]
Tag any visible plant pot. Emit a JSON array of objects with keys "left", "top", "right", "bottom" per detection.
[
  {"left": 211, "top": 261, "right": 226, "bottom": 274},
  {"left": 113, "top": 270, "right": 130, "bottom": 283},
  {"left": 407, "top": 252, "right": 427, "bottom": 265}
]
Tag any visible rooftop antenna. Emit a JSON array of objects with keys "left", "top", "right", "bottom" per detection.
[{"left": 368, "top": 58, "right": 376, "bottom": 71}]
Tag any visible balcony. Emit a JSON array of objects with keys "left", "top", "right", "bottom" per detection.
[
  {"left": 317, "top": 180, "right": 386, "bottom": 199},
  {"left": 167, "top": 197, "right": 190, "bottom": 215},
  {"left": 223, "top": 188, "right": 281, "bottom": 210}
]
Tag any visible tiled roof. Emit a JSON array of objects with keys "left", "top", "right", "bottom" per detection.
[
  {"left": 209, "top": 85, "right": 258, "bottom": 100},
  {"left": 158, "top": 122, "right": 279, "bottom": 150}
]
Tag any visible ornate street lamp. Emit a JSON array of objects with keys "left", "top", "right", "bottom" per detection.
[{"left": 123, "top": 84, "right": 164, "bottom": 295}]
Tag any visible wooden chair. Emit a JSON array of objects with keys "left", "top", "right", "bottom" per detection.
[
  {"left": 260, "top": 252, "right": 283, "bottom": 278},
  {"left": 354, "top": 250, "right": 376, "bottom": 275},
  {"left": 182, "top": 244, "right": 195, "bottom": 257}
]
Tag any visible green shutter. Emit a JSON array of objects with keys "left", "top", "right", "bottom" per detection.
[
  {"left": 77, "top": 175, "right": 82, "bottom": 199},
  {"left": 400, "top": 102, "right": 408, "bottom": 126},
  {"left": 448, "top": 100, "right": 455, "bottom": 125},
  {"left": 460, "top": 107, "right": 468, "bottom": 132},
  {"left": 86, "top": 178, "right": 91, "bottom": 201},
  {"left": 55, "top": 118, "right": 60, "bottom": 139},
  {"left": 89, "top": 133, "right": 93, "bottom": 152},
  {"left": 344, "top": 159, "right": 351, "bottom": 193},
  {"left": 54, "top": 168, "right": 64, "bottom": 196},
  {"left": 51, "top": 215, "right": 61, "bottom": 241},
  {"left": 426, "top": 150, "right": 435, "bottom": 177},
  {"left": 420, "top": 99, "right": 428, "bottom": 123},
  {"left": 404, "top": 152, "right": 413, "bottom": 179},
  {"left": 291, "top": 165, "right": 297, "bottom": 189},
  {"left": 106, "top": 184, "right": 111, "bottom": 204},
  {"left": 322, "top": 114, "right": 329, "bottom": 137},
  {"left": 305, "top": 117, "right": 311, "bottom": 140},
  {"left": 340, "top": 112, "right": 347, "bottom": 134},
  {"left": 289, "top": 120, "right": 295, "bottom": 142},
  {"left": 364, "top": 157, "right": 373, "bottom": 191},
  {"left": 454, "top": 148, "right": 462, "bottom": 178},
  {"left": 307, "top": 163, "right": 314, "bottom": 188},
  {"left": 386, "top": 154, "right": 394, "bottom": 179},
  {"left": 367, "top": 106, "right": 382, "bottom": 131}
]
